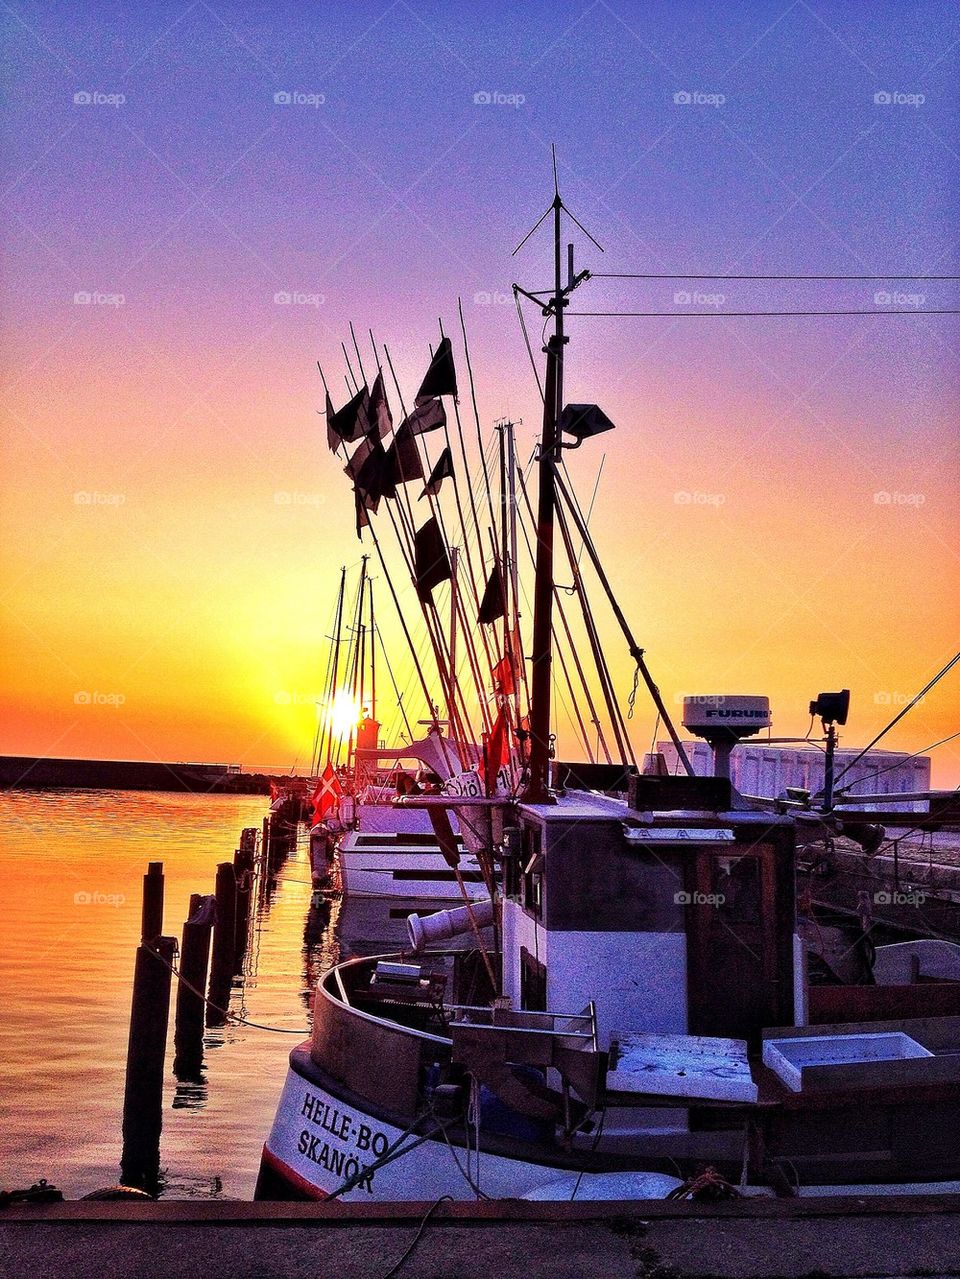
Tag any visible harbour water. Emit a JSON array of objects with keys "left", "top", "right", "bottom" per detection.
[{"left": 0, "top": 789, "right": 340, "bottom": 1200}]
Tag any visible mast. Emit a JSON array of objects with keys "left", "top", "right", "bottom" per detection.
[
  {"left": 346, "top": 554, "right": 368, "bottom": 774},
  {"left": 449, "top": 546, "right": 459, "bottom": 698},
  {"left": 522, "top": 157, "right": 567, "bottom": 802},
  {"left": 317, "top": 565, "right": 347, "bottom": 772},
  {"left": 367, "top": 574, "right": 377, "bottom": 727}
]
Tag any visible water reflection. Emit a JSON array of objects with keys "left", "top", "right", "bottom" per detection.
[
  {"left": 0, "top": 790, "right": 331, "bottom": 1199},
  {"left": 0, "top": 789, "right": 459, "bottom": 1199}
]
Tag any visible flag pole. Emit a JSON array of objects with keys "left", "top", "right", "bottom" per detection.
[
  {"left": 315, "top": 564, "right": 347, "bottom": 774},
  {"left": 320, "top": 363, "right": 445, "bottom": 751},
  {"left": 374, "top": 348, "right": 475, "bottom": 755},
  {"left": 554, "top": 495, "right": 634, "bottom": 768},
  {"left": 367, "top": 573, "right": 377, "bottom": 729},
  {"left": 379, "top": 339, "right": 491, "bottom": 744}
]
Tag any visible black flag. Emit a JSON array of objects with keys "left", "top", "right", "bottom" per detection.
[
  {"left": 414, "top": 516, "right": 451, "bottom": 603},
  {"left": 354, "top": 489, "right": 370, "bottom": 539},
  {"left": 368, "top": 371, "right": 392, "bottom": 439},
  {"left": 386, "top": 420, "right": 425, "bottom": 486},
  {"left": 327, "top": 384, "right": 370, "bottom": 447},
  {"left": 324, "top": 392, "right": 339, "bottom": 451},
  {"left": 478, "top": 561, "right": 506, "bottom": 624},
  {"left": 346, "top": 436, "right": 395, "bottom": 510},
  {"left": 419, "top": 446, "right": 453, "bottom": 499},
  {"left": 415, "top": 337, "right": 457, "bottom": 404},
  {"left": 399, "top": 398, "right": 446, "bottom": 436},
  {"left": 427, "top": 805, "right": 460, "bottom": 870}
]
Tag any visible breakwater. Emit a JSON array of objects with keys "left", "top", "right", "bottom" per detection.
[{"left": 0, "top": 756, "right": 275, "bottom": 794}]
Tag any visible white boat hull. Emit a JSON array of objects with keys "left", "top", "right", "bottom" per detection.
[
  {"left": 339, "top": 856, "right": 488, "bottom": 901},
  {"left": 260, "top": 1049, "right": 596, "bottom": 1201}
]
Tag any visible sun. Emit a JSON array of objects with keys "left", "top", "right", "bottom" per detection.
[{"left": 326, "top": 689, "right": 361, "bottom": 741}]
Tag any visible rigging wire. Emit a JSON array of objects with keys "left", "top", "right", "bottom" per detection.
[
  {"left": 591, "top": 272, "right": 960, "bottom": 281},
  {"left": 835, "top": 729, "right": 960, "bottom": 797},
  {"left": 832, "top": 650, "right": 960, "bottom": 789},
  {"left": 514, "top": 287, "right": 545, "bottom": 401},
  {"left": 566, "top": 308, "right": 960, "bottom": 318}
]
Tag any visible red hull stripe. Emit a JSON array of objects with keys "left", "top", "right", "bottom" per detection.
[{"left": 260, "top": 1143, "right": 331, "bottom": 1200}]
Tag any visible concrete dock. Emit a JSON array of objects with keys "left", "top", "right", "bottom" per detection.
[{"left": 3, "top": 1196, "right": 960, "bottom": 1278}]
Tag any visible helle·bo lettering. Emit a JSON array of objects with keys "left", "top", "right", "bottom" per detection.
[{"left": 297, "top": 1090, "right": 390, "bottom": 1192}]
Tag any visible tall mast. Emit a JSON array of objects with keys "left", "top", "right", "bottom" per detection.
[
  {"left": 346, "top": 554, "right": 368, "bottom": 774},
  {"left": 367, "top": 573, "right": 377, "bottom": 727},
  {"left": 449, "top": 546, "right": 459, "bottom": 703},
  {"left": 317, "top": 564, "right": 347, "bottom": 772},
  {"left": 516, "top": 151, "right": 601, "bottom": 801},
  {"left": 523, "top": 155, "right": 568, "bottom": 802}
]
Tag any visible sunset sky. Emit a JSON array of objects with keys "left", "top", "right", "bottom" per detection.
[{"left": 2, "top": 1, "right": 958, "bottom": 784}]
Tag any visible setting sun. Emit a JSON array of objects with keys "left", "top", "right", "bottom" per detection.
[{"left": 325, "top": 689, "right": 361, "bottom": 742}]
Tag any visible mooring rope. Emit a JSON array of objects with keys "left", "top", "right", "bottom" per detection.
[{"left": 148, "top": 942, "right": 310, "bottom": 1035}]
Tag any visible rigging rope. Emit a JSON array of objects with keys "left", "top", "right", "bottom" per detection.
[
  {"left": 515, "top": 286, "right": 545, "bottom": 401},
  {"left": 627, "top": 661, "right": 640, "bottom": 721},
  {"left": 148, "top": 941, "right": 310, "bottom": 1035},
  {"left": 380, "top": 1196, "right": 454, "bottom": 1279}
]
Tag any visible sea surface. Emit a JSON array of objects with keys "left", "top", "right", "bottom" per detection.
[{"left": 0, "top": 789, "right": 351, "bottom": 1200}]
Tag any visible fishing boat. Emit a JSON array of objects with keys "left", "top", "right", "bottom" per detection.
[{"left": 259, "top": 163, "right": 960, "bottom": 1201}]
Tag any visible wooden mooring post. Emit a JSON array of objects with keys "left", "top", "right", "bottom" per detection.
[
  {"left": 233, "top": 833, "right": 257, "bottom": 968},
  {"left": 206, "top": 862, "right": 237, "bottom": 1026},
  {"left": 141, "top": 861, "right": 164, "bottom": 943},
  {"left": 121, "top": 933, "right": 176, "bottom": 1191},
  {"left": 173, "top": 894, "right": 215, "bottom": 1076}
]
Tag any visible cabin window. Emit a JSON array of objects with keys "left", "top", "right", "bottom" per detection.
[
  {"left": 520, "top": 946, "right": 547, "bottom": 1012},
  {"left": 521, "top": 827, "right": 544, "bottom": 919}
]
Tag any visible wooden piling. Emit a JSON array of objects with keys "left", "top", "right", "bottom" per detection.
[
  {"left": 233, "top": 846, "right": 255, "bottom": 968},
  {"left": 121, "top": 934, "right": 175, "bottom": 1191},
  {"left": 141, "top": 861, "right": 164, "bottom": 943},
  {"left": 174, "top": 896, "right": 214, "bottom": 1075},
  {"left": 206, "top": 862, "right": 237, "bottom": 1026}
]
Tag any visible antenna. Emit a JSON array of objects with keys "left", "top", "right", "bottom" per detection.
[{"left": 512, "top": 145, "right": 604, "bottom": 262}]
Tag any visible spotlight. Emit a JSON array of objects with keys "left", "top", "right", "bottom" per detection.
[
  {"left": 809, "top": 690, "right": 850, "bottom": 725},
  {"left": 558, "top": 403, "right": 615, "bottom": 448}
]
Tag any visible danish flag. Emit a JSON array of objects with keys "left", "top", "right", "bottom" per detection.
[{"left": 310, "top": 762, "right": 342, "bottom": 824}]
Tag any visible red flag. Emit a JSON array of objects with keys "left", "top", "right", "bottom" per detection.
[
  {"left": 492, "top": 654, "right": 515, "bottom": 696},
  {"left": 310, "top": 762, "right": 342, "bottom": 824},
  {"left": 481, "top": 707, "right": 510, "bottom": 794}
]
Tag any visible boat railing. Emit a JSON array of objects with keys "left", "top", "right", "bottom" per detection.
[
  {"left": 448, "top": 1001, "right": 604, "bottom": 1107},
  {"left": 446, "top": 1003, "right": 597, "bottom": 1045}
]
